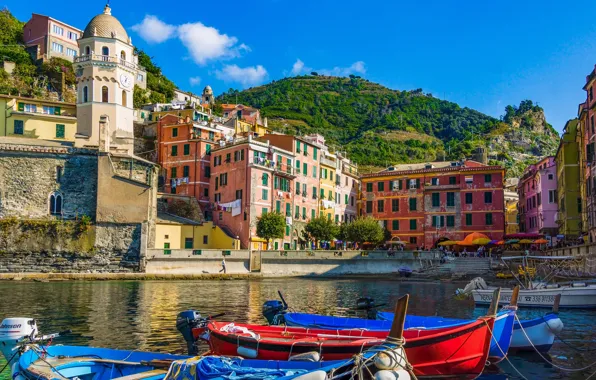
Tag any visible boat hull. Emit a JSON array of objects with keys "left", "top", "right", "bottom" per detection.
[
  {"left": 205, "top": 318, "right": 494, "bottom": 379},
  {"left": 510, "top": 313, "right": 563, "bottom": 352},
  {"left": 472, "top": 285, "right": 596, "bottom": 308}
]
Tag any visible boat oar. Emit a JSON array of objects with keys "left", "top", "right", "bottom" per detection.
[
  {"left": 552, "top": 294, "right": 561, "bottom": 314},
  {"left": 508, "top": 286, "right": 520, "bottom": 308}
]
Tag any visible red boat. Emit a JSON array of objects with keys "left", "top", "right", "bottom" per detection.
[{"left": 203, "top": 317, "right": 495, "bottom": 379}]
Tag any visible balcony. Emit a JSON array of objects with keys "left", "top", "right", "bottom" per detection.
[
  {"left": 424, "top": 184, "right": 460, "bottom": 191},
  {"left": 342, "top": 163, "right": 358, "bottom": 176},
  {"left": 273, "top": 163, "right": 296, "bottom": 178},
  {"left": 252, "top": 157, "right": 275, "bottom": 170},
  {"left": 320, "top": 156, "right": 337, "bottom": 167},
  {"left": 74, "top": 54, "right": 145, "bottom": 71}
]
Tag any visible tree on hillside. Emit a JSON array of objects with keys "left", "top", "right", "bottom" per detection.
[
  {"left": 0, "top": 9, "right": 25, "bottom": 45},
  {"left": 345, "top": 217, "right": 384, "bottom": 247},
  {"left": 256, "top": 212, "right": 285, "bottom": 249},
  {"left": 304, "top": 216, "right": 339, "bottom": 248},
  {"left": 40, "top": 57, "right": 76, "bottom": 86}
]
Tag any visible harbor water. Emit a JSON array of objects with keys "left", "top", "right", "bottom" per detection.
[{"left": 0, "top": 278, "right": 595, "bottom": 379}]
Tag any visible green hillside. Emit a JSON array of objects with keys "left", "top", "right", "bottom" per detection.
[{"left": 217, "top": 76, "right": 559, "bottom": 177}]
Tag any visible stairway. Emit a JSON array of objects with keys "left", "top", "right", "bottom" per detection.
[{"left": 437, "top": 257, "right": 491, "bottom": 277}]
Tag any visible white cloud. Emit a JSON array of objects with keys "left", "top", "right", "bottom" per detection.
[
  {"left": 189, "top": 76, "right": 201, "bottom": 86},
  {"left": 288, "top": 59, "right": 366, "bottom": 77},
  {"left": 131, "top": 15, "right": 176, "bottom": 44},
  {"left": 215, "top": 64, "right": 268, "bottom": 87},
  {"left": 131, "top": 16, "right": 248, "bottom": 65},
  {"left": 178, "top": 22, "right": 247, "bottom": 65}
]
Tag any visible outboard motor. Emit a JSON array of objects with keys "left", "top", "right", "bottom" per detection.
[
  {"left": 263, "top": 300, "right": 286, "bottom": 325},
  {"left": 176, "top": 310, "right": 202, "bottom": 356},
  {"left": 356, "top": 297, "right": 381, "bottom": 320},
  {"left": 0, "top": 318, "right": 37, "bottom": 361}
]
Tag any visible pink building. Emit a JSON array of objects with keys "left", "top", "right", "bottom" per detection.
[
  {"left": 517, "top": 156, "right": 558, "bottom": 236},
  {"left": 23, "top": 14, "right": 82, "bottom": 62},
  {"left": 209, "top": 135, "right": 297, "bottom": 250},
  {"left": 583, "top": 65, "right": 596, "bottom": 242}
]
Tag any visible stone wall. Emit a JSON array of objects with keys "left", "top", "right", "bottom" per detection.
[{"left": 0, "top": 150, "right": 98, "bottom": 219}]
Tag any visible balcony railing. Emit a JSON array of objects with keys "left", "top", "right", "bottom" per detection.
[
  {"left": 320, "top": 156, "right": 336, "bottom": 167},
  {"left": 74, "top": 54, "right": 145, "bottom": 71},
  {"left": 253, "top": 157, "right": 275, "bottom": 169},
  {"left": 342, "top": 164, "right": 358, "bottom": 176},
  {"left": 274, "top": 163, "right": 295, "bottom": 177}
]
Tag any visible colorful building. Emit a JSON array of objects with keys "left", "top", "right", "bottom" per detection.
[
  {"left": 157, "top": 114, "right": 223, "bottom": 215},
  {"left": 155, "top": 212, "right": 240, "bottom": 250},
  {"left": 221, "top": 104, "right": 261, "bottom": 124},
  {"left": 319, "top": 150, "right": 337, "bottom": 220},
  {"left": 555, "top": 119, "right": 582, "bottom": 239},
  {"left": 23, "top": 13, "right": 82, "bottom": 62},
  {"left": 504, "top": 190, "right": 519, "bottom": 235},
  {"left": 517, "top": 157, "right": 558, "bottom": 237},
  {"left": 582, "top": 65, "right": 596, "bottom": 243},
  {"left": 577, "top": 102, "right": 589, "bottom": 239},
  {"left": 361, "top": 160, "right": 505, "bottom": 249},
  {"left": 0, "top": 95, "right": 77, "bottom": 141},
  {"left": 208, "top": 135, "right": 297, "bottom": 250}
]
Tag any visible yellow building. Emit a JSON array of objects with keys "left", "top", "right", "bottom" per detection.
[
  {"left": 319, "top": 151, "right": 337, "bottom": 220},
  {"left": 226, "top": 117, "right": 271, "bottom": 137},
  {"left": 555, "top": 119, "right": 582, "bottom": 238},
  {"left": 155, "top": 212, "right": 240, "bottom": 250},
  {"left": 150, "top": 107, "right": 210, "bottom": 123},
  {"left": 0, "top": 95, "right": 77, "bottom": 141},
  {"left": 577, "top": 103, "right": 588, "bottom": 235},
  {"left": 504, "top": 191, "right": 519, "bottom": 235}
]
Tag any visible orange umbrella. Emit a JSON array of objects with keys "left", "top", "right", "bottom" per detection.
[
  {"left": 496, "top": 240, "right": 505, "bottom": 245},
  {"left": 459, "top": 232, "right": 490, "bottom": 245},
  {"left": 534, "top": 239, "right": 548, "bottom": 244}
]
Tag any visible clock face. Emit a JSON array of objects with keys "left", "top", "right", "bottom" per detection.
[{"left": 120, "top": 74, "right": 132, "bottom": 88}]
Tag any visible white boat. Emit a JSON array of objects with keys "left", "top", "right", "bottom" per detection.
[
  {"left": 510, "top": 312, "right": 564, "bottom": 352},
  {"left": 471, "top": 283, "right": 596, "bottom": 308}
]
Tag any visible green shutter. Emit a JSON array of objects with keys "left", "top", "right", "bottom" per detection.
[
  {"left": 311, "top": 209, "right": 315, "bottom": 219},
  {"left": 398, "top": 180, "right": 402, "bottom": 190},
  {"left": 184, "top": 144, "right": 190, "bottom": 155},
  {"left": 345, "top": 194, "right": 349, "bottom": 204},
  {"left": 17, "top": 102, "right": 24, "bottom": 111},
  {"left": 410, "top": 219, "right": 417, "bottom": 230},
  {"left": 432, "top": 216, "right": 437, "bottom": 227},
  {"left": 276, "top": 201, "right": 281, "bottom": 213},
  {"left": 416, "top": 178, "right": 420, "bottom": 188},
  {"left": 313, "top": 147, "right": 318, "bottom": 159},
  {"left": 55, "top": 124, "right": 65, "bottom": 138},
  {"left": 286, "top": 202, "right": 291, "bottom": 216},
  {"left": 54, "top": 106, "right": 61, "bottom": 115},
  {"left": 392, "top": 220, "right": 399, "bottom": 230}
]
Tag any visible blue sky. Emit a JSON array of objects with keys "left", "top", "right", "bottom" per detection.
[{"left": 10, "top": 0, "right": 596, "bottom": 132}]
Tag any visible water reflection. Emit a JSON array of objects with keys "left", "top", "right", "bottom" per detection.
[{"left": 0, "top": 279, "right": 594, "bottom": 380}]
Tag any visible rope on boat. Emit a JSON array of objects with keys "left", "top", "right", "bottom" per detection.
[
  {"left": 540, "top": 316, "right": 596, "bottom": 352},
  {"left": 483, "top": 320, "right": 528, "bottom": 380},
  {"left": 514, "top": 314, "right": 596, "bottom": 372}
]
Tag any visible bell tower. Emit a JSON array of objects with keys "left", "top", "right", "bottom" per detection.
[{"left": 73, "top": 4, "right": 145, "bottom": 155}]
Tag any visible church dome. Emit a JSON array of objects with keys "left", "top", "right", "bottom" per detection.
[
  {"left": 203, "top": 85, "right": 213, "bottom": 94},
  {"left": 82, "top": 4, "right": 129, "bottom": 43}
]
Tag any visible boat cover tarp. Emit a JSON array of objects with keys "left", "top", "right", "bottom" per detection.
[{"left": 165, "top": 356, "right": 340, "bottom": 380}]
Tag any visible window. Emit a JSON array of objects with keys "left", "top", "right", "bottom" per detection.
[
  {"left": 548, "top": 173, "right": 554, "bottom": 180},
  {"left": 51, "top": 42, "right": 63, "bottom": 54},
  {"left": 366, "top": 201, "right": 373, "bottom": 213},
  {"left": 236, "top": 189, "right": 243, "bottom": 201},
  {"left": 220, "top": 173, "right": 228, "bottom": 186},
  {"left": 20, "top": 103, "right": 36, "bottom": 113},
  {"left": 102, "top": 46, "right": 109, "bottom": 56},
  {"left": 101, "top": 86, "right": 108, "bottom": 102},
  {"left": 85, "top": 46, "right": 90, "bottom": 55},
  {"left": 345, "top": 194, "right": 349, "bottom": 205},
  {"left": 431, "top": 178, "right": 439, "bottom": 185},
  {"left": 261, "top": 188, "right": 268, "bottom": 201},
  {"left": 484, "top": 174, "right": 492, "bottom": 183},
  {"left": 42, "top": 106, "right": 57, "bottom": 115},
  {"left": 49, "top": 192, "right": 63, "bottom": 215},
  {"left": 366, "top": 183, "right": 373, "bottom": 192},
  {"left": 171, "top": 145, "right": 178, "bottom": 156},
  {"left": 121, "top": 90, "right": 128, "bottom": 107},
  {"left": 432, "top": 193, "right": 440, "bottom": 207},
  {"left": 286, "top": 202, "right": 291, "bottom": 217},
  {"left": 67, "top": 31, "right": 77, "bottom": 40},
  {"left": 312, "top": 209, "right": 316, "bottom": 219},
  {"left": 330, "top": 171, "right": 334, "bottom": 181},
  {"left": 204, "top": 188, "right": 209, "bottom": 197},
  {"left": 171, "top": 167, "right": 177, "bottom": 178},
  {"left": 312, "top": 186, "right": 317, "bottom": 198},
  {"left": 52, "top": 24, "right": 64, "bottom": 35},
  {"left": 181, "top": 144, "right": 190, "bottom": 156},
  {"left": 378, "top": 200, "right": 385, "bottom": 212},
  {"left": 350, "top": 196, "right": 354, "bottom": 206},
  {"left": 302, "top": 183, "right": 307, "bottom": 196},
  {"left": 83, "top": 86, "right": 88, "bottom": 103},
  {"left": 320, "top": 188, "right": 325, "bottom": 199},
  {"left": 262, "top": 208, "right": 268, "bottom": 215},
  {"left": 392, "top": 199, "right": 399, "bottom": 212},
  {"left": 465, "top": 214, "right": 472, "bottom": 226},
  {"left": 303, "top": 145, "right": 308, "bottom": 156},
  {"left": 296, "top": 141, "right": 301, "bottom": 153},
  {"left": 313, "top": 166, "right": 317, "bottom": 178},
  {"left": 410, "top": 237, "right": 417, "bottom": 244},
  {"left": 184, "top": 238, "right": 193, "bottom": 249},
  {"left": 484, "top": 192, "right": 492, "bottom": 204},
  {"left": 485, "top": 213, "right": 493, "bottom": 225},
  {"left": 578, "top": 197, "right": 583, "bottom": 213},
  {"left": 465, "top": 193, "right": 473, "bottom": 204},
  {"left": 447, "top": 192, "right": 455, "bottom": 207},
  {"left": 447, "top": 215, "right": 455, "bottom": 227},
  {"left": 55, "top": 124, "right": 65, "bottom": 139},
  {"left": 182, "top": 165, "right": 189, "bottom": 177},
  {"left": 56, "top": 166, "right": 62, "bottom": 183},
  {"left": 302, "top": 163, "right": 307, "bottom": 176},
  {"left": 410, "top": 219, "right": 417, "bottom": 230},
  {"left": 262, "top": 173, "right": 268, "bottom": 186},
  {"left": 549, "top": 189, "right": 557, "bottom": 203},
  {"left": 66, "top": 48, "right": 77, "bottom": 57},
  {"left": 537, "top": 192, "right": 541, "bottom": 206},
  {"left": 120, "top": 50, "right": 126, "bottom": 61},
  {"left": 13, "top": 120, "right": 23, "bottom": 135},
  {"left": 378, "top": 182, "right": 385, "bottom": 191},
  {"left": 409, "top": 179, "right": 420, "bottom": 189},
  {"left": 302, "top": 207, "right": 307, "bottom": 219},
  {"left": 172, "top": 128, "right": 178, "bottom": 137},
  {"left": 449, "top": 176, "right": 457, "bottom": 185},
  {"left": 409, "top": 198, "right": 417, "bottom": 211},
  {"left": 313, "top": 147, "right": 318, "bottom": 159},
  {"left": 392, "top": 220, "right": 399, "bottom": 230}
]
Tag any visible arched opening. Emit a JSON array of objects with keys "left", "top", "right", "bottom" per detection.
[
  {"left": 83, "top": 86, "right": 88, "bottom": 103},
  {"left": 120, "top": 50, "right": 126, "bottom": 61},
  {"left": 101, "top": 46, "right": 109, "bottom": 60},
  {"left": 102, "top": 86, "right": 108, "bottom": 103},
  {"left": 85, "top": 46, "right": 90, "bottom": 55},
  {"left": 49, "top": 192, "right": 63, "bottom": 215},
  {"left": 121, "top": 90, "right": 127, "bottom": 107}
]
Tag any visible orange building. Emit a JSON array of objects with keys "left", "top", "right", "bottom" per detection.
[{"left": 157, "top": 114, "right": 222, "bottom": 216}]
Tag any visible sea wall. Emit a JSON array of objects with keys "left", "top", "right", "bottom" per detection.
[{"left": 145, "top": 249, "right": 439, "bottom": 276}]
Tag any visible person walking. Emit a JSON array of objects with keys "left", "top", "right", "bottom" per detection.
[{"left": 220, "top": 256, "right": 226, "bottom": 274}]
